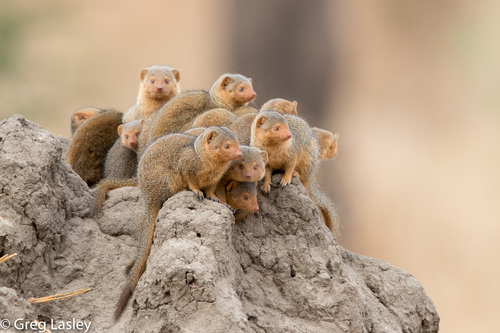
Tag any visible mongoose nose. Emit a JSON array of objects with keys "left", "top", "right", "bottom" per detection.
[
  {"left": 156, "top": 87, "right": 163, "bottom": 92},
  {"left": 236, "top": 149, "right": 242, "bottom": 157},
  {"left": 252, "top": 92, "right": 257, "bottom": 98},
  {"left": 286, "top": 133, "right": 292, "bottom": 139}
]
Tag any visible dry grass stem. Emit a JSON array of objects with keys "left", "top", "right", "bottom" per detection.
[
  {"left": 28, "top": 287, "right": 91, "bottom": 304},
  {"left": 0, "top": 253, "right": 17, "bottom": 264}
]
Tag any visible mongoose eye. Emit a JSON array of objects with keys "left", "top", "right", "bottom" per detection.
[
  {"left": 136, "top": 132, "right": 140, "bottom": 137},
  {"left": 165, "top": 79, "right": 170, "bottom": 84},
  {"left": 238, "top": 87, "right": 244, "bottom": 92},
  {"left": 125, "top": 134, "right": 129, "bottom": 139},
  {"left": 151, "top": 79, "right": 155, "bottom": 84},
  {"left": 273, "top": 126, "right": 279, "bottom": 131},
  {"left": 254, "top": 165, "right": 258, "bottom": 170},
  {"left": 239, "top": 164, "right": 244, "bottom": 170},
  {"left": 224, "top": 144, "right": 229, "bottom": 149},
  {"left": 243, "top": 196, "right": 248, "bottom": 200}
]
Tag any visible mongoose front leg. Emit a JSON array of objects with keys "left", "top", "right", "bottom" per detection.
[
  {"left": 280, "top": 157, "right": 297, "bottom": 188},
  {"left": 261, "top": 166, "right": 273, "bottom": 194},
  {"left": 186, "top": 181, "right": 204, "bottom": 201},
  {"left": 205, "top": 184, "right": 220, "bottom": 203}
]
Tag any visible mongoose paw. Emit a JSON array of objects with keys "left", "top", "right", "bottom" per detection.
[
  {"left": 208, "top": 196, "right": 220, "bottom": 203},
  {"left": 279, "top": 177, "right": 292, "bottom": 188},
  {"left": 261, "top": 184, "right": 271, "bottom": 195},
  {"left": 224, "top": 204, "right": 235, "bottom": 213},
  {"left": 192, "top": 190, "right": 204, "bottom": 201}
]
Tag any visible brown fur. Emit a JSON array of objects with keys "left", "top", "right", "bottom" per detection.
[
  {"left": 92, "top": 178, "right": 138, "bottom": 216},
  {"left": 312, "top": 127, "right": 339, "bottom": 160},
  {"left": 123, "top": 65, "right": 181, "bottom": 122},
  {"left": 66, "top": 109, "right": 123, "bottom": 186},
  {"left": 250, "top": 112, "right": 338, "bottom": 233},
  {"left": 115, "top": 127, "right": 242, "bottom": 320},
  {"left": 184, "top": 108, "right": 239, "bottom": 131},
  {"left": 90, "top": 120, "right": 144, "bottom": 215},
  {"left": 233, "top": 105, "right": 259, "bottom": 116},
  {"left": 225, "top": 181, "right": 259, "bottom": 222},
  {"left": 214, "top": 145, "right": 268, "bottom": 204},
  {"left": 140, "top": 73, "right": 256, "bottom": 153},
  {"left": 231, "top": 113, "right": 257, "bottom": 146},
  {"left": 70, "top": 108, "right": 104, "bottom": 135},
  {"left": 260, "top": 98, "right": 298, "bottom": 116}
]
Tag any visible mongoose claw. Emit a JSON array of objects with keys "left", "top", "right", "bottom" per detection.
[
  {"left": 261, "top": 184, "right": 271, "bottom": 195},
  {"left": 191, "top": 190, "right": 204, "bottom": 201},
  {"left": 224, "top": 203, "right": 235, "bottom": 212},
  {"left": 208, "top": 196, "right": 220, "bottom": 203}
]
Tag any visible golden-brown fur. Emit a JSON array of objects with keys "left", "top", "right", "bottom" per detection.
[
  {"left": 140, "top": 73, "right": 256, "bottom": 153},
  {"left": 115, "top": 127, "right": 242, "bottom": 320},
  {"left": 66, "top": 109, "right": 123, "bottom": 186},
  {"left": 70, "top": 107, "right": 104, "bottom": 135},
  {"left": 214, "top": 145, "right": 268, "bottom": 204},
  {"left": 312, "top": 127, "right": 339, "bottom": 160},
  {"left": 260, "top": 98, "right": 298, "bottom": 116},
  {"left": 225, "top": 181, "right": 259, "bottom": 222},
  {"left": 122, "top": 65, "right": 181, "bottom": 122}
]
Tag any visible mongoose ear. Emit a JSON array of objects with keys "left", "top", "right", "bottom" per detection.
[
  {"left": 117, "top": 124, "right": 124, "bottom": 136},
  {"left": 332, "top": 132, "right": 339, "bottom": 144},
  {"left": 74, "top": 109, "right": 98, "bottom": 121},
  {"left": 261, "top": 150, "right": 269, "bottom": 165},
  {"left": 138, "top": 119, "right": 145, "bottom": 127},
  {"left": 255, "top": 115, "right": 266, "bottom": 129},
  {"left": 220, "top": 75, "right": 232, "bottom": 90},
  {"left": 249, "top": 78, "right": 253, "bottom": 83},
  {"left": 173, "top": 69, "right": 180, "bottom": 82},
  {"left": 226, "top": 180, "right": 237, "bottom": 193},
  {"left": 140, "top": 69, "right": 149, "bottom": 82},
  {"left": 205, "top": 130, "right": 217, "bottom": 144},
  {"left": 292, "top": 101, "right": 298, "bottom": 113}
]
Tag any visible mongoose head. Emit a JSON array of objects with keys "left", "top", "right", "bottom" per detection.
[
  {"left": 118, "top": 119, "right": 143, "bottom": 152},
  {"left": 260, "top": 98, "right": 298, "bottom": 116},
  {"left": 71, "top": 108, "right": 102, "bottom": 135},
  {"left": 226, "top": 146, "right": 268, "bottom": 182},
  {"left": 312, "top": 127, "right": 339, "bottom": 160},
  {"left": 198, "top": 127, "right": 242, "bottom": 162},
  {"left": 251, "top": 111, "right": 292, "bottom": 145},
  {"left": 211, "top": 74, "right": 257, "bottom": 109},
  {"left": 139, "top": 65, "right": 181, "bottom": 101},
  {"left": 226, "top": 181, "right": 259, "bottom": 213}
]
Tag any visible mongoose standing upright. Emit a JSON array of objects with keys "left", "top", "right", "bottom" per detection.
[
  {"left": 312, "top": 127, "right": 339, "bottom": 160},
  {"left": 140, "top": 73, "right": 256, "bottom": 151},
  {"left": 115, "top": 127, "right": 242, "bottom": 320},
  {"left": 230, "top": 98, "right": 298, "bottom": 146},
  {"left": 103, "top": 119, "right": 143, "bottom": 179},
  {"left": 248, "top": 111, "right": 292, "bottom": 193},
  {"left": 225, "top": 181, "right": 260, "bottom": 222},
  {"left": 70, "top": 107, "right": 104, "bottom": 135},
  {"left": 122, "top": 65, "right": 181, "bottom": 123},
  {"left": 91, "top": 120, "right": 144, "bottom": 215},
  {"left": 66, "top": 109, "right": 123, "bottom": 186},
  {"left": 260, "top": 98, "right": 298, "bottom": 116},
  {"left": 214, "top": 145, "right": 268, "bottom": 204},
  {"left": 250, "top": 111, "right": 338, "bottom": 232}
]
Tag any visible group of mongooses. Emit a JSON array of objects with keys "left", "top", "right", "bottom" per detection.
[{"left": 64, "top": 64, "right": 340, "bottom": 321}]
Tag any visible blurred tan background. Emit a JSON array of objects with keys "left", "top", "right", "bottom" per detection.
[{"left": 1, "top": 1, "right": 499, "bottom": 332}]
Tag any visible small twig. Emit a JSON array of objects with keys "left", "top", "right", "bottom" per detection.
[
  {"left": 0, "top": 253, "right": 17, "bottom": 264},
  {"left": 28, "top": 287, "right": 91, "bottom": 304}
]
